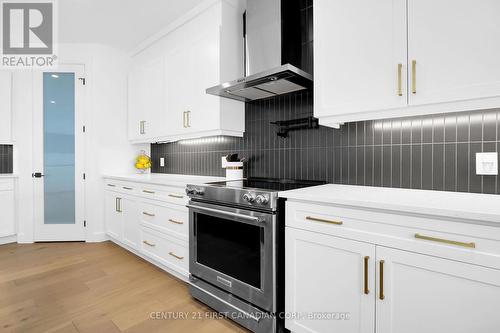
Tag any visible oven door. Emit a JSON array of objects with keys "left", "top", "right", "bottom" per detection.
[{"left": 188, "top": 200, "right": 275, "bottom": 312}]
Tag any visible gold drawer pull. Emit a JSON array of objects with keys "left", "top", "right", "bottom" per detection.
[
  {"left": 143, "top": 212, "right": 155, "bottom": 217},
  {"left": 414, "top": 233, "right": 475, "bottom": 248},
  {"left": 411, "top": 59, "right": 417, "bottom": 94},
  {"left": 379, "top": 260, "right": 385, "bottom": 300},
  {"left": 169, "top": 252, "right": 184, "bottom": 260},
  {"left": 364, "top": 256, "right": 370, "bottom": 295},
  {"left": 143, "top": 190, "right": 155, "bottom": 194},
  {"left": 168, "top": 194, "right": 184, "bottom": 199},
  {"left": 143, "top": 240, "right": 156, "bottom": 247},
  {"left": 168, "top": 219, "right": 184, "bottom": 225},
  {"left": 306, "top": 216, "right": 343, "bottom": 225},
  {"left": 397, "top": 63, "right": 403, "bottom": 96},
  {"left": 107, "top": 184, "right": 116, "bottom": 187},
  {"left": 122, "top": 187, "right": 133, "bottom": 190}
]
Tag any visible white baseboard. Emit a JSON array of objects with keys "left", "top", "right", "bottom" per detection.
[
  {"left": 0, "top": 235, "right": 17, "bottom": 245},
  {"left": 86, "top": 232, "right": 109, "bottom": 243}
]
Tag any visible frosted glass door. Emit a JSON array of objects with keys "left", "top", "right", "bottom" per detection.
[{"left": 43, "top": 72, "right": 75, "bottom": 225}]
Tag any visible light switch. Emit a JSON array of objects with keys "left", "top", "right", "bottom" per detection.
[
  {"left": 160, "top": 157, "right": 165, "bottom": 167},
  {"left": 476, "top": 152, "right": 498, "bottom": 175}
]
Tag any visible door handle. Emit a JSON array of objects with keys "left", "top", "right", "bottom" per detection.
[
  {"left": 379, "top": 260, "right": 385, "bottom": 300},
  {"left": 186, "top": 111, "right": 191, "bottom": 128},
  {"left": 186, "top": 204, "right": 263, "bottom": 223},
  {"left": 397, "top": 63, "right": 403, "bottom": 96},
  {"left": 364, "top": 256, "right": 370, "bottom": 295},
  {"left": 183, "top": 111, "right": 187, "bottom": 128},
  {"left": 116, "top": 198, "right": 122, "bottom": 213},
  {"left": 32, "top": 172, "right": 44, "bottom": 178},
  {"left": 142, "top": 212, "right": 155, "bottom": 217},
  {"left": 168, "top": 252, "right": 184, "bottom": 260},
  {"left": 411, "top": 60, "right": 417, "bottom": 94},
  {"left": 168, "top": 218, "right": 184, "bottom": 225}
]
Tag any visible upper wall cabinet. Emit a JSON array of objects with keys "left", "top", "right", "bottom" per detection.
[
  {"left": 0, "top": 71, "right": 13, "bottom": 143},
  {"left": 128, "top": 0, "right": 245, "bottom": 143},
  {"left": 315, "top": 0, "right": 500, "bottom": 127}
]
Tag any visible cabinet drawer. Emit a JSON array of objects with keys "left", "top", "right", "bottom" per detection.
[
  {"left": 0, "top": 178, "right": 14, "bottom": 191},
  {"left": 104, "top": 181, "right": 137, "bottom": 195},
  {"left": 140, "top": 227, "right": 188, "bottom": 274},
  {"left": 139, "top": 201, "right": 188, "bottom": 240},
  {"left": 286, "top": 201, "right": 500, "bottom": 267},
  {"left": 138, "top": 186, "right": 187, "bottom": 206}
]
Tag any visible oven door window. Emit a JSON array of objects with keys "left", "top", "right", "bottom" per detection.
[{"left": 195, "top": 212, "right": 262, "bottom": 289}]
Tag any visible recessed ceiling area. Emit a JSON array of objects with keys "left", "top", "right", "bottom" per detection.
[{"left": 59, "top": 0, "right": 205, "bottom": 52}]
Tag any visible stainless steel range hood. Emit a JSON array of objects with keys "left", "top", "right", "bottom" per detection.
[{"left": 206, "top": 0, "right": 312, "bottom": 102}]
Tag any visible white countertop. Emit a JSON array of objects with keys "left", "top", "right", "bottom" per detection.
[
  {"left": 279, "top": 184, "right": 500, "bottom": 224},
  {"left": 103, "top": 173, "right": 224, "bottom": 187}
]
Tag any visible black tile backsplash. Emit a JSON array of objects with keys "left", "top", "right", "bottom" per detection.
[
  {"left": 152, "top": 93, "right": 500, "bottom": 195},
  {"left": 0, "top": 145, "right": 13, "bottom": 174}
]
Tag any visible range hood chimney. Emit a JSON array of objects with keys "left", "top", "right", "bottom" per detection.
[{"left": 206, "top": 0, "right": 312, "bottom": 102}]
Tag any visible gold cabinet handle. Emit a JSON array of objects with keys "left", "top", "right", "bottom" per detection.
[
  {"left": 169, "top": 252, "right": 184, "bottom": 260},
  {"left": 143, "top": 190, "right": 155, "bottom": 194},
  {"left": 186, "top": 111, "right": 191, "bottom": 128},
  {"left": 107, "top": 184, "right": 116, "bottom": 187},
  {"left": 183, "top": 111, "right": 187, "bottom": 128},
  {"left": 122, "top": 187, "right": 133, "bottom": 190},
  {"left": 306, "top": 216, "right": 343, "bottom": 225},
  {"left": 143, "top": 212, "right": 155, "bottom": 217},
  {"left": 140, "top": 120, "right": 146, "bottom": 134},
  {"left": 379, "top": 260, "right": 385, "bottom": 300},
  {"left": 397, "top": 63, "right": 403, "bottom": 96},
  {"left": 168, "top": 194, "right": 184, "bottom": 199},
  {"left": 143, "top": 240, "right": 156, "bottom": 247},
  {"left": 364, "top": 256, "right": 370, "bottom": 295},
  {"left": 168, "top": 219, "right": 184, "bottom": 225},
  {"left": 411, "top": 60, "right": 417, "bottom": 94},
  {"left": 414, "top": 233, "right": 475, "bottom": 248}
]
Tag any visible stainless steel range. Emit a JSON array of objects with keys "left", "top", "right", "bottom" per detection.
[{"left": 186, "top": 178, "right": 324, "bottom": 333}]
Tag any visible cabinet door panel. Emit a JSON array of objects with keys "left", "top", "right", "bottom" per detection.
[
  {"left": 0, "top": 71, "right": 12, "bottom": 142},
  {"left": 122, "top": 197, "right": 139, "bottom": 250},
  {"left": 314, "top": 0, "right": 407, "bottom": 118},
  {"left": 286, "top": 228, "right": 375, "bottom": 333},
  {"left": 164, "top": 45, "right": 193, "bottom": 136},
  {"left": 408, "top": 0, "right": 500, "bottom": 105},
  {"left": 376, "top": 246, "right": 500, "bottom": 333},
  {"left": 0, "top": 191, "right": 15, "bottom": 237},
  {"left": 104, "top": 191, "right": 121, "bottom": 240}
]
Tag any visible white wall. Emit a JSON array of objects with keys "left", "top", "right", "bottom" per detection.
[{"left": 14, "top": 43, "right": 148, "bottom": 243}]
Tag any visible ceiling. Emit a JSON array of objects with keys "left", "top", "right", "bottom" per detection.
[{"left": 59, "top": 0, "right": 205, "bottom": 52}]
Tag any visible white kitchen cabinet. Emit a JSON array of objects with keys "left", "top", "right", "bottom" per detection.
[
  {"left": 315, "top": 0, "right": 500, "bottom": 126},
  {"left": 376, "top": 246, "right": 500, "bottom": 333},
  {"left": 0, "top": 180, "right": 15, "bottom": 238},
  {"left": 104, "top": 190, "right": 122, "bottom": 240},
  {"left": 285, "top": 227, "right": 375, "bottom": 333},
  {"left": 128, "top": 58, "right": 164, "bottom": 141},
  {"left": 408, "top": 0, "right": 500, "bottom": 106},
  {"left": 314, "top": 0, "right": 407, "bottom": 121},
  {"left": 0, "top": 71, "right": 13, "bottom": 143},
  {"left": 128, "top": 0, "right": 245, "bottom": 143},
  {"left": 121, "top": 197, "right": 139, "bottom": 249}
]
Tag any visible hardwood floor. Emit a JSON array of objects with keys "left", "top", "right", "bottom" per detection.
[{"left": 0, "top": 241, "right": 248, "bottom": 333}]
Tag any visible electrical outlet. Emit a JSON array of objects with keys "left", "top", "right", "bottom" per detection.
[
  {"left": 160, "top": 157, "right": 165, "bottom": 167},
  {"left": 476, "top": 152, "right": 498, "bottom": 175}
]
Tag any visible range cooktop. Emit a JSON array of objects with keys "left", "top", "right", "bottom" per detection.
[{"left": 186, "top": 178, "right": 326, "bottom": 211}]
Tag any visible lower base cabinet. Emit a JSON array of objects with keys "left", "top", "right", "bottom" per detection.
[
  {"left": 285, "top": 228, "right": 375, "bottom": 333},
  {"left": 377, "top": 247, "right": 500, "bottom": 333},
  {"left": 286, "top": 228, "right": 500, "bottom": 333},
  {"left": 0, "top": 183, "right": 15, "bottom": 238},
  {"left": 104, "top": 180, "right": 189, "bottom": 279}
]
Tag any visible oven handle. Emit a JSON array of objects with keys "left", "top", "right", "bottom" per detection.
[
  {"left": 189, "top": 282, "right": 261, "bottom": 322},
  {"left": 186, "top": 204, "right": 264, "bottom": 223}
]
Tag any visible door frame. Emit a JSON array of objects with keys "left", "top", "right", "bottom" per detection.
[{"left": 33, "top": 64, "right": 86, "bottom": 241}]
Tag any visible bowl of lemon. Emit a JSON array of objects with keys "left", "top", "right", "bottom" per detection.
[{"left": 135, "top": 150, "right": 152, "bottom": 173}]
